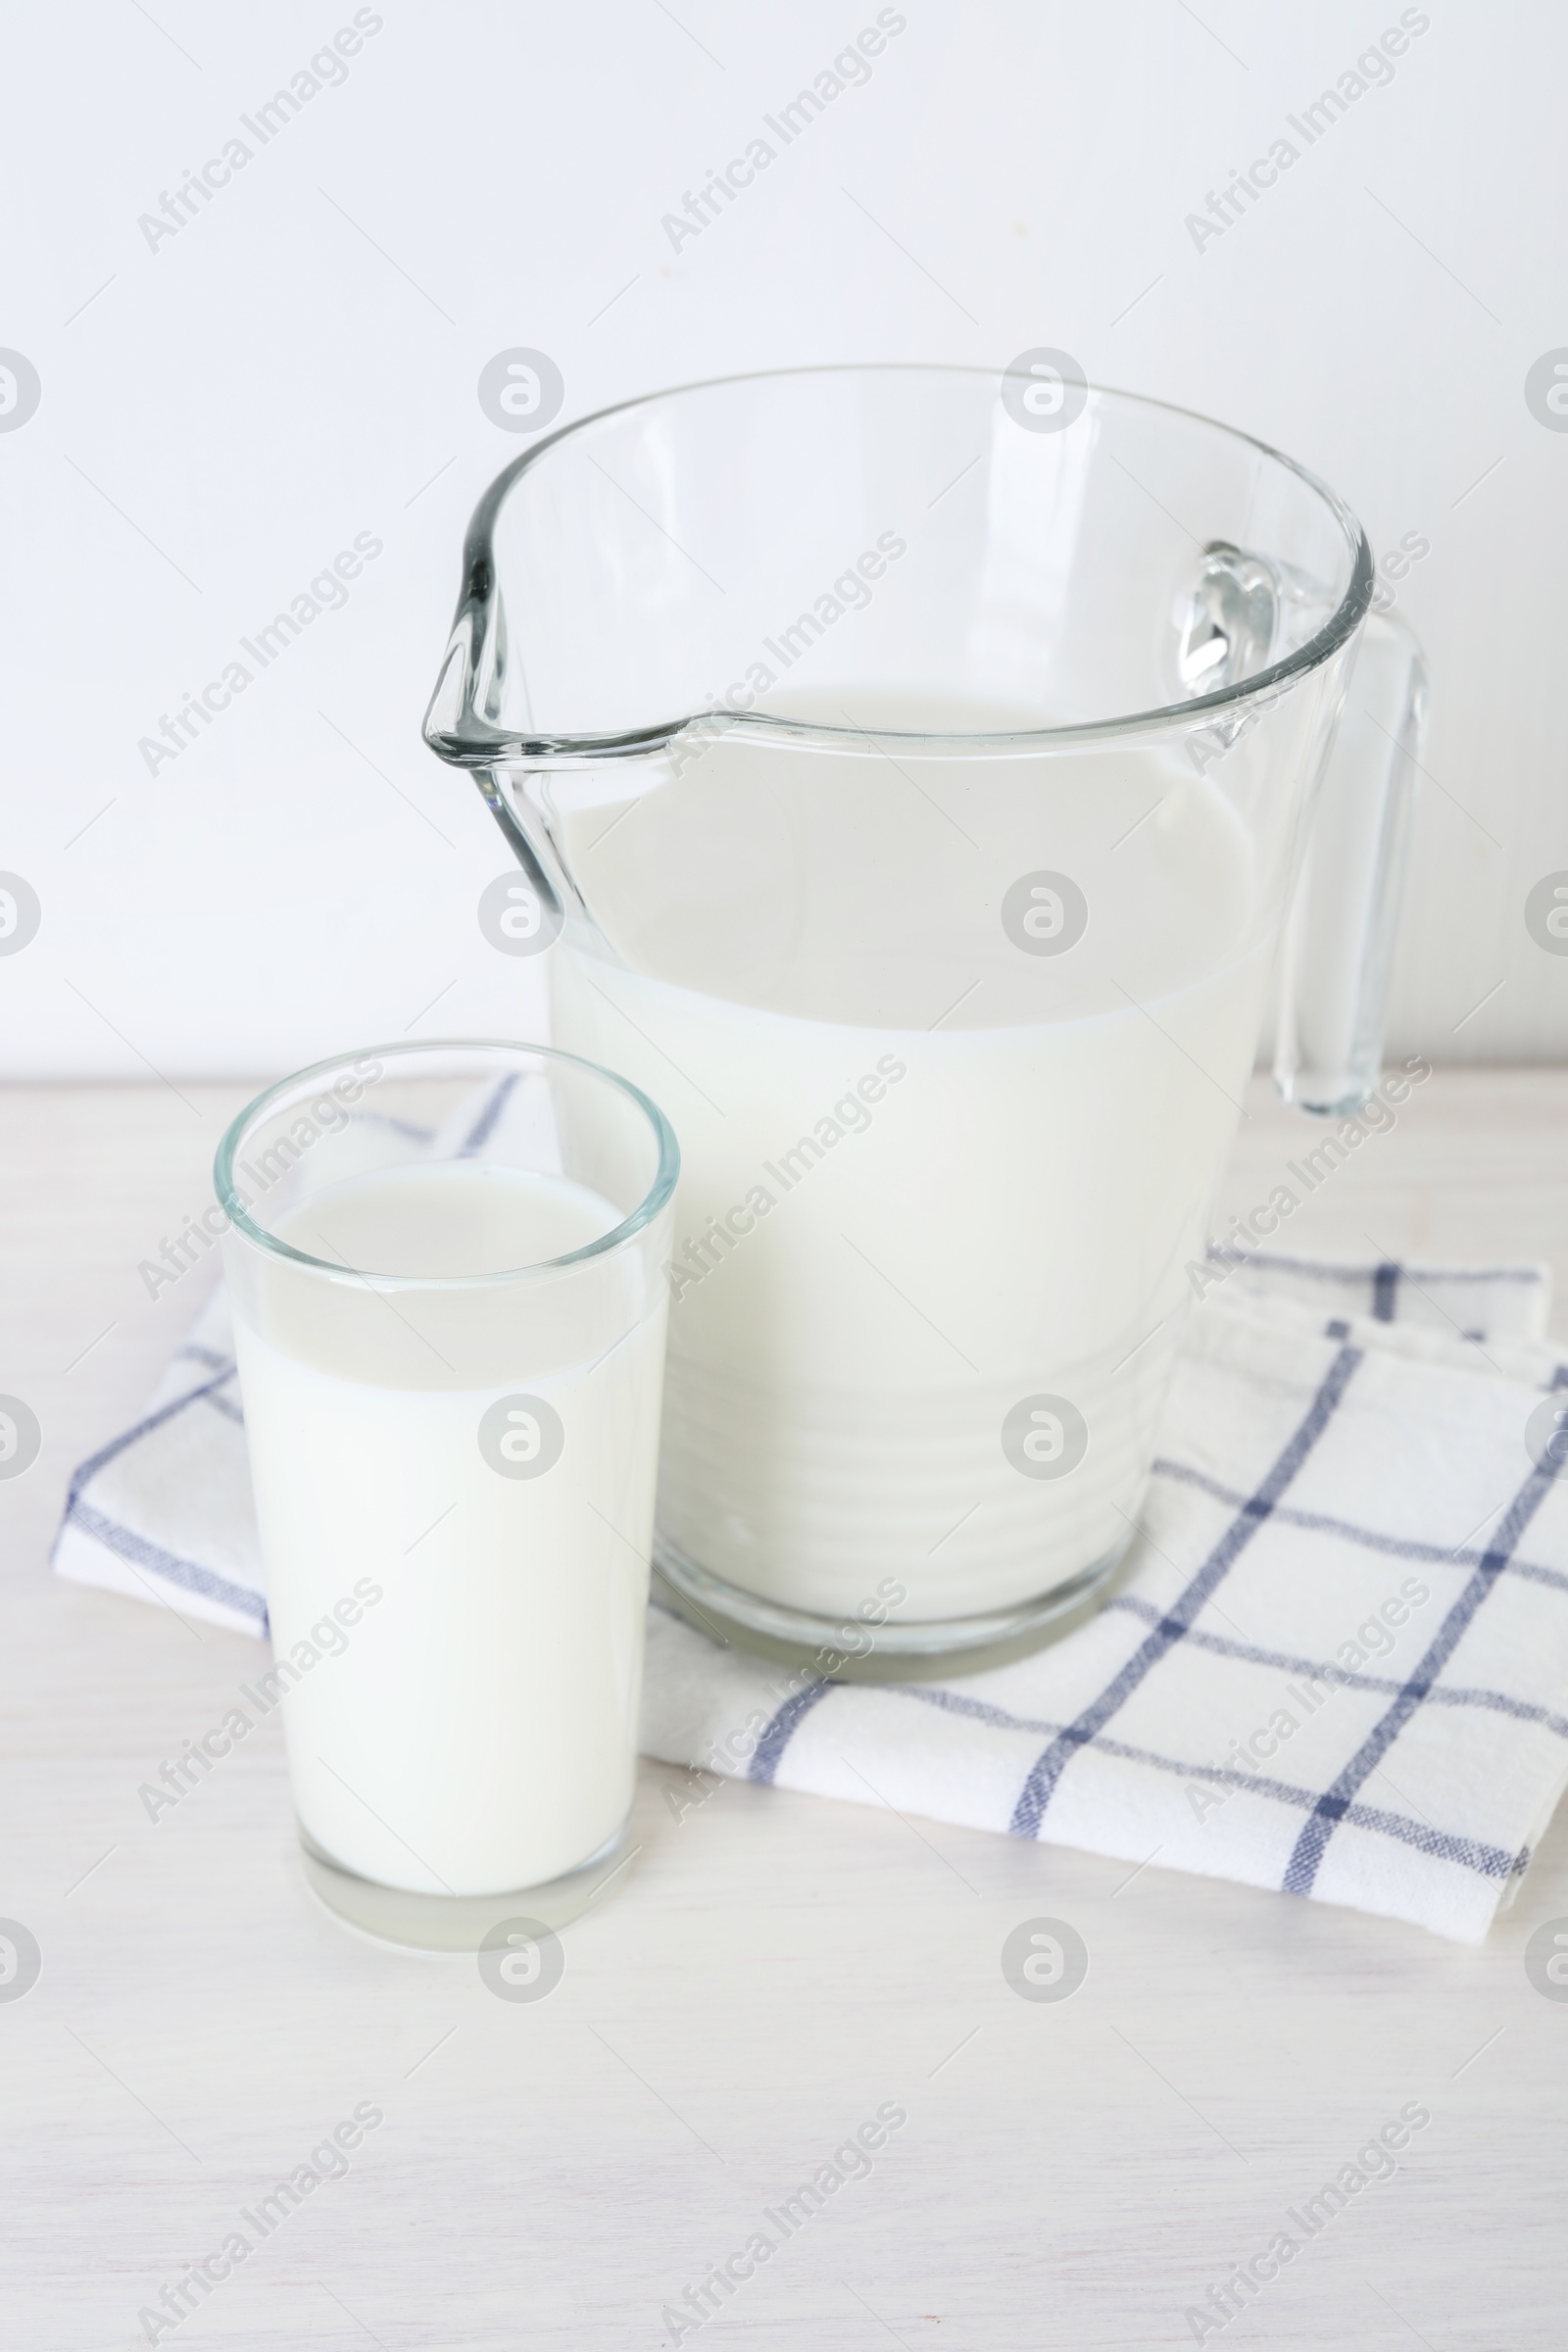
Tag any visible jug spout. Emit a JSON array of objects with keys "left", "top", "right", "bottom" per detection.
[
  {"left": 1274, "top": 608, "right": 1428, "bottom": 1116},
  {"left": 422, "top": 489, "right": 706, "bottom": 949}
]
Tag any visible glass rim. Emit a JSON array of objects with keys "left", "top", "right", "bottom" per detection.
[
  {"left": 424, "top": 361, "right": 1374, "bottom": 768},
  {"left": 214, "top": 1038, "right": 680, "bottom": 1289}
]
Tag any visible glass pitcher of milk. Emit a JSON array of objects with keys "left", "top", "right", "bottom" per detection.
[{"left": 424, "top": 365, "right": 1425, "bottom": 1677}]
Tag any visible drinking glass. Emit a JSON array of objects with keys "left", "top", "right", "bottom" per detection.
[{"left": 217, "top": 1040, "right": 678, "bottom": 1948}]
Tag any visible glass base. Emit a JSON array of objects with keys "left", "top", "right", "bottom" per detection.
[
  {"left": 652, "top": 1533, "right": 1129, "bottom": 1682},
  {"left": 298, "top": 1814, "right": 635, "bottom": 1952}
]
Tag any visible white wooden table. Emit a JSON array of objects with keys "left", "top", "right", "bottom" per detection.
[{"left": 4, "top": 1071, "right": 1566, "bottom": 2349}]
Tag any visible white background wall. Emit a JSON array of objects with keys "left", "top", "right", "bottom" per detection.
[{"left": 3, "top": 0, "right": 1564, "bottom": 1079}]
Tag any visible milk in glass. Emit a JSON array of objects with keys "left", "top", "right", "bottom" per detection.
[{"left": 232, "top": 1161, "right": 665, "bottom": 1897}]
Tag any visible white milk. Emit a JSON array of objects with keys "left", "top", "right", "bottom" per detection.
[
  {"left": 547, "top": 698, "right": 1272, "bottom": 1621},
  {"left": 232, "top": 1163, "right": 665, "bottom": 1897}
]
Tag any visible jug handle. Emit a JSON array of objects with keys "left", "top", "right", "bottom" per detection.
[{"left": 1273, "top": 607, "right": 1429, "bottom": 1117}]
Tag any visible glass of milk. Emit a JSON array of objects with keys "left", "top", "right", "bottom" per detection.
[
  {"left": 423, "top": 367, "right": 1426, "bottom": 1678},
  {"left": 217, "top": 1041, "right": 678, "bottom": 1949}
]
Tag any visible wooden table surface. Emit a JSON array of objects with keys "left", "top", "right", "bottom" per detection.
[{"left": 3, "top": 1070, "right": 1566, "bottom": 2350}]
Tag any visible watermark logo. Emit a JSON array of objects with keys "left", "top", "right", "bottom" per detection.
[
  {"left": 139, "top": 1576, "right": 383, "bottom": 1824},
  {"left": 1524, "top": 871, "right": 1568, "bottom": 955},
  {"left": 1187, "top": 1576, "right": 1432, "bottom": 1826},
  {"left": 0, "top": 1398, "right": 42, "bottom": 1481},
  {"left": 478, "top": 348, "right": 564, "bottom": 434},
  {"left": 1369, "top": 527, "right": 1431, "bottom": 612},
  {"left": 1525, "top": 350, "right": 1568, "bottom": 432},
  {"left": 137, "top": 532, "right": 384, "bottom": 778},
  {"left": 139, "top": 1054, "right": 382, "bottom": 1303},
  {"left": 1185, "top": 14, "right": 1433, "bottom": 257},
  {"left": 478, "top": 1916, "right": 564, "bottom": 2002},
  {"left": 1001, "top": 349, "right": 1088, "bottom": 435},
  {"left": 1525, "top": 1917, "right": 1568, "bottom": 1999},
  {"left": 664, "top": 1054, "right": 907, "bottom": 1303},
  {"left": 1190, "top": 1057, "right": 1433, "bottom": 1300},
  {"left": 668, "top": 1581, "right": 909, "bottom": 1820},
  {"left": 137, "top": 2101, "right": 384, "bottom": 2341},
  {"left": 1001, "top": 1916, "right": 1089, "bottom": 2002},
  {"left": 659, "top": 12, "right": 908, "bottom": 256},
  {"left": 1001, "top": 869, "right": 1088, "bottom": 955},
  {"left": 478, "top": 1395, "right": 565, "bottom": 1479},
  {"left": 670, "top": 530, "right": 907, "bottom": 730},
  {"left": 477, "top": 871, "right": 563, "bottom": 955},
  {"left": 659, "top": 2100, "right": 907, "bottom": 2341},
  {"left": 1002, "top": 1395, "right": 1088, "bottom": 1480},
  {"left": 1183, "top": 2102, "right": 1431, "bottom": 2341},
  {"left": 137, "top": 15, "right": 387, "bottom": 257},
  {"left": 0, "top": 873, "right": 41, "bottom": 954},
  {"left": 0, "top": 352, "right": 40, "bottom": 433},
  {"left": 1525, "top": 1396, "right": 1568, "bottom": 1480},
  {"left": 0, "top": 1920, "right": 41, "bottom": 2002}
]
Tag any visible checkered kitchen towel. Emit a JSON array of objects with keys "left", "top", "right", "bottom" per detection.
[{"left": 55, "top": 1251, "right": 1568, "bottom": 1942}]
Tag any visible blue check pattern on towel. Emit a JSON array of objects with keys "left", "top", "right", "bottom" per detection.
[{"left": 56, "top": 1251, "right": 1568, "bottom": 1941}]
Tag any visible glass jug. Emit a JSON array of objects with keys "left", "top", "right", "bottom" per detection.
[{"left": 424, "top": 365, "right": 1424, "bottom": 1676}]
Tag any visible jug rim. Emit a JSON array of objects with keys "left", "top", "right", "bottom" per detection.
[{"left": 424, "top": 362, "right": 1374, "bottom": 767}]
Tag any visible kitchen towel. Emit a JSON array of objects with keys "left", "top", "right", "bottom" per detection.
[{"left": 54, "top": 1250, "right": 1568, "bottom": 1942}]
